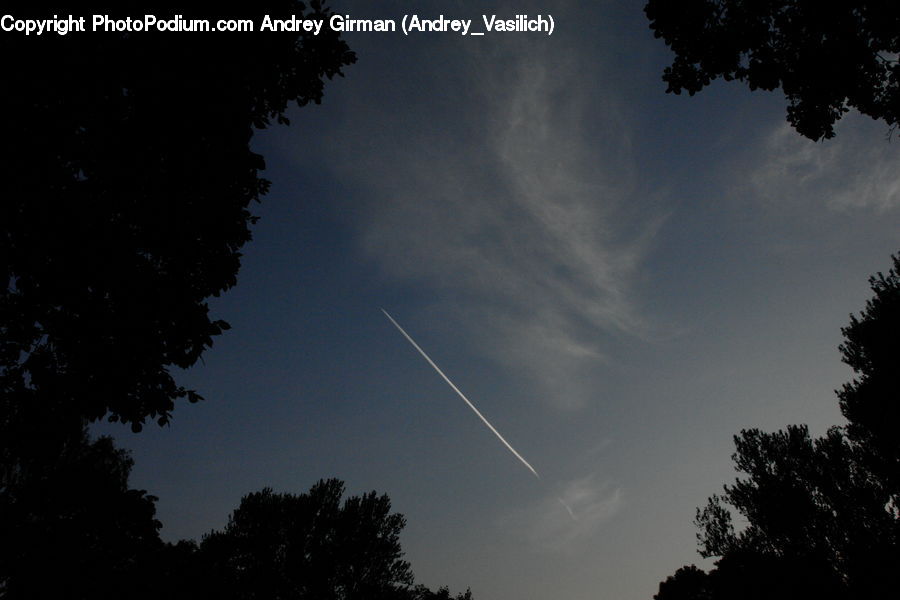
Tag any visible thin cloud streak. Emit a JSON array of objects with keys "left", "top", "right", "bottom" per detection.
[
  {"left": 501, "top": 473, "right": 623, "bottom": 552},
  {"left": 558, "top": 496, "right": 578, "bottom": 521},
  {"left": 381, "top": 308, "right": 541, "bottom": 480}
]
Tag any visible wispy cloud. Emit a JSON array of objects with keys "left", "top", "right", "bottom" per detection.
[
  {"left": 744, "top": 115, "right": 900, "bottom": 212},
  {"left": 500, "top": 473, "right": 624, "bottom": 552},
  {"left": 333, "top": 35, "right": 659, "bottom": 409}
]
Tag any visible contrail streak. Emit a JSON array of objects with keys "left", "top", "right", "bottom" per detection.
[{"left": 381, "top": 309, "right": 540, "bottom": 480}]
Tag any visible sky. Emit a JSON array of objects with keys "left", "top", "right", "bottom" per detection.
[{"left": 94, "top": 2, "right": 900, "bottom": 599}]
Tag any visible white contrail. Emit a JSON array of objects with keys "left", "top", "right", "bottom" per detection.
[{"left": 381, "top": 309, "right": 541, "bottom": 480}]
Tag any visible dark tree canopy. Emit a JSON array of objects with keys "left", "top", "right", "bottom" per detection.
[
  {"left": 0, "top": 429, "right": 164, "bottom": 599},
  {"left": 644, "top": 1, "right": 900, "bottom": 140},
  {"left": 693, "top": 426, "right": 898, "bottom": 598},
  {"left": 199, "top": 479, "right": 415, "bottom": 600},
  {"left": 1, "top": 7, "right": 357, "bottom": 594},
  {"left": 654, "top": 553, "right": 845, "bottom": 600},
  {"left": 2, "top": 463, "right": 474, "bottom": 600},
  {"left": 0, "top": 0, "right": 355, "bottom": 432},
  {"left": 653, "top": 252, "right": 900, "bottom": 600},
  {"left": 838, "top": 253, "right": 900, "bottom": 489},
  {"left": 411, "top": 586, "right": 474, "bottom": 600},
  {"left": 654, "top": 565, "right": 712, "bottom": 600},
  {"left": 161, "top": 479, "right": 474, "bottom": 600}
]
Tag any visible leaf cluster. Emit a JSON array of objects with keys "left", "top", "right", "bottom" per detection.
[
  {"left": 0, "top": 0, "right": 356, "bottom": 431},
  {"left": 645, "top": 1, "right": 900, "bottom": 140}
]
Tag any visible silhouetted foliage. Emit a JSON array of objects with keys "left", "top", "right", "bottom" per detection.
[
  {"left": 693, "top": 426, "right": 896, "bottom": 598},
  {"left": 411, "top": 585, "right": 474, "bottom": 600},
  {"left": 653, "top": 252, "right": 900, "bottom": 599},
  {"left": 644, "top": 1, "right": 900, "bottom": 140},
  {"left": 1, "top": 4, "right": 355, "bottom": 597},
  {"left": 656, "top": 551, "right": 846, "bottom": 600},
  {"left": 654, "top": 565, "right": 711, "bottom": 600},
  {"left": 838, "top": 253, "right": 900, "bottom": 491},
  {"left": 0, "top": 428, "right": 163, "bottom": 599},
  {"left": 199, "top": 479, "right": 416, "bottom": 600},
  {"left": 0, "top": 0, "right": 355, "bottom": 432}
]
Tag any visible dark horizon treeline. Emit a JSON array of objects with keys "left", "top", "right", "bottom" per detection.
[
  {"left": 0, "top": 2, "right": 468, "bottom": 599},
  {"left": 653, "top": 256, "right": 900, "bottom": 600},
  {"left": 1, "top": 425, "right": 473, "bottom": 600}
]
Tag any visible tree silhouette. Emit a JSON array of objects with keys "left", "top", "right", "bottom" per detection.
[
  {"left": 653, "top": 252, "right": 900, "bottom": 599},
  {"left": 693, "top": 426, "right": 894, "bottom": 598},
  {"left": 2, "top": 4, "right": 355, "bottom": 597},
  {"left": 656, "top": 552, "right": 845, "bottom": 600},
  {"left": 654, "top": 565, "right": 711, "bottom": 600},
  {"left": 1, "top": 0, "right": 356, "bottom": 433},
  {"left": 0, "top": 428, "right": 163, "bottom": 599},
  {"left": 411, "top": 586, "right": 474, "bottom": 600},
  {"left": 837, "top": 253, "right": 900, "bottom": 493},
  {"left": 644, "top": 1, "right": 900, "bottom": 140},
  {"left": 196, "top": 479, "right": 468, "bottom": 600}
]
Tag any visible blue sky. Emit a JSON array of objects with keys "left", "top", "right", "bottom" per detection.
[{"left": 95, "top": 2, "right": 900, "bottom": 599}]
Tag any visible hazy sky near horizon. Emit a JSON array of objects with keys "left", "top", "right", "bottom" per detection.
[{"left": 95, "top": 2, "right": 900, "bottom": 599}]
